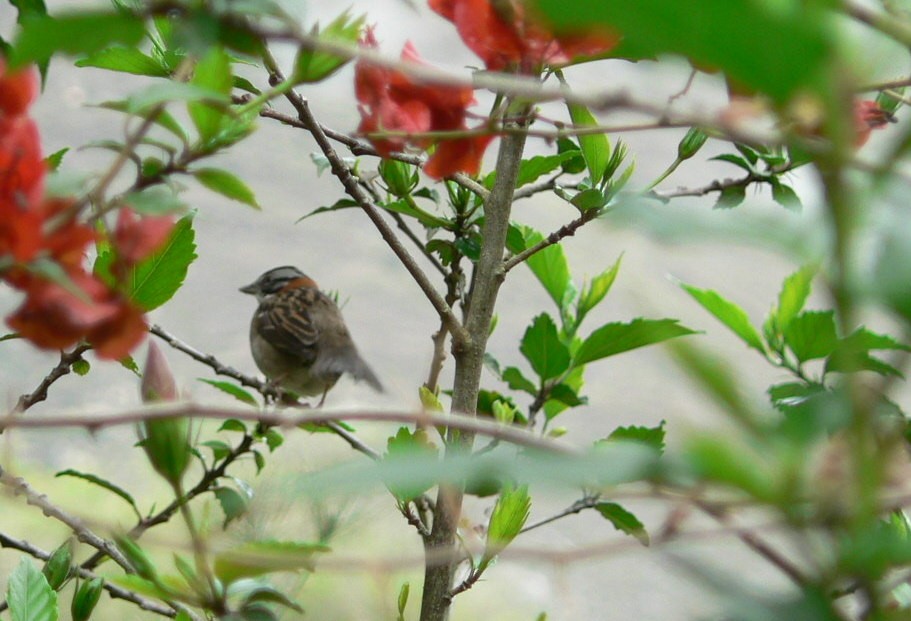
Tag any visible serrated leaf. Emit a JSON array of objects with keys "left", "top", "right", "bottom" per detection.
[
  {"left": 577, "top": 255, "right": 622, "bottom": 324},
  {"left": 515, "top": 153, "right": 575, "bottom": 188},
  {"left": 773, "top": 264, "right": 817, "bottom": 333},
  {"left": 548, "top": 383, "right": 585, "bottom": 407},
  {"left": 575, "top": 318, "right": 697, "bottom": 365},
  {"left": 570, "top": 187, "right": 607, "bottom": 212},
  {"left": 556, "top": 137, "right": 586, "bottom": 174},
  {"left": 214, "top": 486, "right": 249, "bottom": 528},
  {"left": 520, "top": 314, "right": 571, "bottom": 380},
  {"left": 294, "top": 11, "right": 365, "bottom": 83},
  {"left": 715, "top": 183, "right": 746, "bottom": 209},
  {"left": 198, "top": 379, "right": 258, "bottom": 406},
  {"left": 76, "top": 46, "right": 169, "bottom": 77},
  {"left": 12, "top": 11, "right": 144, "bottom": 67},
  {"left": 44, "top": 148, "right": 68, "bottom": 172},
  {"left": 124, "top": 215, "right": 197, "bottom": 310},
  {"left": 384, "top": 427, "right": 438, "bottom": 501},
  {"left": 214, "top": 541, "right": 330, "bottom": 585},
  {"left": 680, "top": 283, "right": 765, "bottom": 354},
  {"left": 481, "top": 485, "right": 531, "bottom": 570},
  {"left": 595, "top": 502, "right": 649, "bottom": 545},
  {"left": 769, "top": 177, "right": 801, "bottom": 211},
  {"left": 502, "top": 366, "right": 537, "bottom": 395},
  {"left": 193, "top": 167, "right": 260, "bottom": 208},
  {"left": 7, "top": 558, "right": 58, "bottom": 621},
  {"left": 784, "top": 310, "right": 838, "bottom": 362},
  {"left": 519, "top": 226, "right": 573, "bottom": 309},
  {"left": 55, "top": 469, "right": 141, "bottom": 519},
  {"left": 566, "top": 99, "right": 609, "bottom": 184},
  {"left": 604, "top": 421, "right": 666, "bottom": 453}
]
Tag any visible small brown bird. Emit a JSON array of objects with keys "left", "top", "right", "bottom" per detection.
[{"left": 240, "top": 266, "right": 383, "bottom": 404}]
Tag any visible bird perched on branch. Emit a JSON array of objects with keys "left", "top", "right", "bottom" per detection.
[{"left": 240, "top": 266, "right": 383, "bottom": 405}]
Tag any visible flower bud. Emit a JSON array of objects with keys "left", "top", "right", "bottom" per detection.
[
  {"left": 677, "top": 127, "right": 708, "bottom": 161},
  {"left": 140, "top": 342, "right": 190, "bottom": 484},
  {"left": 141, "top": 341, "right": 177, "bottom": 402},
  {"left": 71, "top": 578, "right": 104, "bottom": 621},
  {"left": 42, "top": 541, "right": 72, "bottom": 590},
  {"left": 378, "top": 159, "right": 417, "bottom": 197},
  {"left": 114, "top": 535, "right": 157, "bottom": 581}
]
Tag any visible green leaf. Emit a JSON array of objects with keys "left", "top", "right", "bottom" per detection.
[
  {"left": 595, "top": 502, "right": 649, "bottom": 545},
  {"left": 96, "top": 100, "right": 187, "bottom": 143},
  {"left": 198, "top": 379, "right": 258, "bottom": 406},
  {"left": 548, "top": 383, "right": 586, "bottom": 407},
  {"left": 263, "top": 428, "right": 284, "bottom": 452},
  {"left": 715, "top": 183, "right": 746, "bottom": 209},
  {"left": 219, "top": 419, "right": 248, "bottom": 433},
  {"left": 575, "top": 318, "right": 697, "bottom": 366},
  {"left": 514, "top": 153, "right": 575, "bottom": 188},
  {"left": 773, "top": 264, "right": 817, "bottom": 333},
  {"left": 12, "top": 11, "right": 145, "bottom": 67},
  {"left": 41, "top": 542, "right": 71, "bottom": 591},
  {"left": 242, "top": 585, "right": 303, "bottom": 613},
  {"left": 769, "top": 177, "right": 802, "bottom": 211},
  {"left": 189, "top": 47, "right": 233, "bottom": 143},
  {"left": 519, "top": 226, "right": 573, "bottom": 309},
  {"left": 381, "top": 199, "right": 449, "bottom": 228},
  {"left": 44, "top": 148, "right": 68, "bottom": 172},
  {"left": 481, "top": 485, "right": 531, "bottom": 570},
  {"left": 384, "top": 427, "right": 438, "bottom": 501},
  {"left": 570, "top": 187, "right": 607, "bottom": 212},
  {"left": 502, "top": 366, "right": 537, "bottom": 395},
  {"left": 604, "top": 421, "right": 666, "bottom": 454},
  {"left": 680, "top": 283, "right": 765, "bottom": 354},
  {"left": 214, "top": 541, "right": 330, "bottom": 585},
  {"left": 520, "top": 314, "right": 571, "bottom": 380},
  {"left": 125, "top": 215, "right": 197, "bottom": 311},
  {"left": 7, "top": 558, "right": 58, "bottom": 621},
  {"left": 123, "top": 185, "right": 186, "bottom": 215},
  {"left": 214, "top": 486, "right": 249, "bottom": 528},
  {"left": 537, "top": 0, "right": 833, "bottom": 104},
  {"left": 825, "top": 328, "right": 910, "bottom": 377},
  {"left": 565, "top": 97, "right": 609, "bottom": 184},
  {"left": 784, "top": 310, "right": 838, "bottom": 362},
  {"left": 293, "top": 11, "right": 365, "bottom": 83},
  {"left": 201, "top": 440, "right": 233, "bottom": 461},
  {"left": 192, "top": 167, "right": 260, "bottom": 208},
  {"left": 55, "top": 469, "right": 141, "bottom": 519},
  {"left": 76, "top": 46, "right": 169, "bottom": 77},
  {"left": 556, "top": 137, "right": 586, "bottom": 174},
  {"left": 711, "top": 153, "right": 753, "bottom": 172},
  {"left": 577, "top": 255, "right": 622, "bottom": 324},
  {"left": 297, "top": 198, "right": 359, "bottom": 221},
  {"left": 124, "top": 82, "right": 229, "bottom": 115},
  {"left": 397, "top": 583, "right": 410, "bottom": 620}
]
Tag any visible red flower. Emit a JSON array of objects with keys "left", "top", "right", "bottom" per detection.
[
  {"left": 0, "top": 115, "right": 45, "bottom": 206},
  {"left": 854, "top": 100, "right": 895, "bottom": 147},
  {"left": 113, "top": 208, "right": 175, "bottom": 266},
  {"left": 0, "top": 59, "right": 38, "bottom": 118},
  {"left": 355, "top": 29, "right": 491, "bottom": 178},
  {"left": 429, "top": 0, "right": 618, "bottom": 72}
]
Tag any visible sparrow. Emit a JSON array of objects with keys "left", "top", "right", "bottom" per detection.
[{"left": 240, "top": 266, "right": 383, "bottom": 404}]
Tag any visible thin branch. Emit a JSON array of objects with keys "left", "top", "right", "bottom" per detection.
[
  {"left": 0, "top": 465, "right": 133, "bottom": 572},
  {"left": 0, "top": 532, "right": 178, "bottom": 617},
  {"left": 13, "top": 344, "right": 92, "bottom": 413},
  {"left": 502, "top": 209, "right": 599, "bottom": 274},
  {"left": 512, "top": 173, "right": 573, "bottom": 201},
  {"left": 260, "top": 50, "right": 469, "bottom": 347},
  {"left": 0, "top": 403, "right": 578, "bottom": 455},
  {"left": 519, "top": 495, "right": 603, "bottom": 534}
]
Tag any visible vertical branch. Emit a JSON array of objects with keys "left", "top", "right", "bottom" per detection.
[{"left": 419, "top": 123, "right": 529, "bottom": 621}]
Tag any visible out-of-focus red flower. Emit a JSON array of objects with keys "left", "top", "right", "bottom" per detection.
[
  {"left": 88, "top": 300, "right": 148, "bottom": 360},
  {"left": 425, "top": 134, "right": 494, "bottom": 178},
  {"left": 0, "top": 59, "right": 38, "bottom": 118},
  {"left": 114, "top": 208, "right": 175, "bottom": 266},
  {"left": 429, "top": 0, "right": 618, "bottom": 72},
  {"left": 854, "top": 100, "right": 895, "bottom": 147},
  {"left": 356, "top": 29, "right": 491, "bottom": 178},
  {"left": 0, "top": 115, "right": 45, "bottom": 206}
]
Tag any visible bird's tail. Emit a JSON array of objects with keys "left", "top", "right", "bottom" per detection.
[{"left": 316, "top": 348, "right": 384, "bottom": 393}]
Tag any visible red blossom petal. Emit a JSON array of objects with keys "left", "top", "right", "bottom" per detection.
[
  {"left": 424, "top": 133, "right": 494, "bottom": 179},
  {"left": 113, "top": 208, "right": 175, "bottom": 266},
  {"left": 7, "top": 275, "right": 119, "bottom": 351},
  {"left": 0, "top": 115, "right": 45, "bottom": 205},
  {"left": 0, "top": 60, "right": 38, "bottom": 118},
  {"left": 0, "top": 199, "right": 43, "bottom": 261},
  {"left": 433, "top": 0, "right": 525, "bottom": 70},
  {"left": 88, "top": 300, "right": 148, "bottom": 360}
]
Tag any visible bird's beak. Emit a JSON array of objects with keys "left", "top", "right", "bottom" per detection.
[{"left": 239, "top": 283, "right": 258, "bottom": 295}]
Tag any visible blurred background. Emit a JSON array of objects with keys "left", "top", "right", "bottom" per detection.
[{"left": 1, "top": 1, "right": 908, "bottom": 619}]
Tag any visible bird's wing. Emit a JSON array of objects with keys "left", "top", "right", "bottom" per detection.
[{"left": 254, "top": 287, "right": 321, "bottom": 364}]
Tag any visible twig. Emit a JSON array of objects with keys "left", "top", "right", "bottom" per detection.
[
  {"left": 512, "top": 173, "right": 573, "bottom": 200},
  {"left": 0, "top": 403, "right": 578, "bottom": 455},
  {"left": 0, "top": 465, "right": 133, "bottom": 572},
  {"left": 502, "top": 209, "right": 599, "bottom": 274},
  {"left": 0, "top": 532, "right": 177, "bottom": 617},
  {"left": 13, "top": 344, "right": 92, "bottom": 414},
  {"left": 519, "top": 495, "right": 603, "bottom": 534}
]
